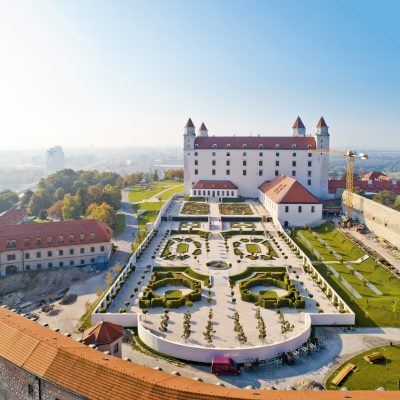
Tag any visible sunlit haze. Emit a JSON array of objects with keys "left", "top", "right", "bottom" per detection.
[{"left": 1, "top": 0, "right": 399, "bottom": 150}]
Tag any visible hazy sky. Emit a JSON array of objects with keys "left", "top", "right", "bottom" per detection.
[{"left": 1, "top": 0, "right": 399, "bottom": 150}]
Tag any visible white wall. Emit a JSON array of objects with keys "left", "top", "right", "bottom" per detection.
[
  {"left": 137, "top": 313, "right": 312, "bottom": 363},
  {"left": 184, "top": 146, "right": 326, "bottom": 198}
]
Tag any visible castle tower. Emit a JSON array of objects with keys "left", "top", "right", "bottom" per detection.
[
  {"left": 315, "top": 117, "right": 330, "bottom": 199},
  {"left": 183, "top": 118, "right": 196, "bottom": 194},
  {"left": 198, "top": 122, "right": 208, "bottom": 137},
  {"left": 183, "top": 118, "right": 195, "bottom": 149},
  {"left": 291, "top": 116, "right": 306, "bottom": 136}
]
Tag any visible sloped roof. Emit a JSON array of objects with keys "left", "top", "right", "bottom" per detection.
[
  {"left": 83, "top": 321, "right": 124, "bottom": 345},
  {"left": 199, "top": 122, "right": 208, "bottom": 131},
  {"left": 361, "top": 171, "right": 387, "bottom": 181},
  {"left": 258, "top": 175, "right": 320, "bottom": 204},
  {"left": 0, "top": 308, "right": 394, "bottom": 400},
  {"left": 292, "top": 116, "right": 305, "bottom": 129},
  {"left": 194, "top": 136, "right": 315, "bottom": 150},
  {"left": 0, "top": 209, "right": 28, "bottom": 226},
  {"left": 316, "top": 117, "right": 328, "bottom": 128},
  {"left": 0, "top": 219, "right": 113, "bottom": 251},
  {"left": 193, "top": 180, "right": 238, "bottom": 190},
  {"left": 184, "top": 118, "right": 195, "bottom": 128}
]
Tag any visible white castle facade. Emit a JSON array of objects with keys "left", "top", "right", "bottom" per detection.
[{"left": 183, "top": 117, "right": 330, "bottom": 227}]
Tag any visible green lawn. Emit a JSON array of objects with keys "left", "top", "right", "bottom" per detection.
[
  {"left": 326, "top": 344, "right": 400, "bottom": 390},
  {"left": 157, "top": 184, "right": 184, "bottom": 200},
  {"left": 113, "top": 213, "right": 125, "bottom": 237},
  {"left": 293, "top": 223, "right": 400, "bottom": 327},
  {"left": 176, "top": 243, "right": 189, "bottom": 254},
  {"left": 128, "top": 180, "right": 182, "bottom": 202},
  {"left": 260, "top": 290, "right": 278, "bottom": 299},
  {"left": 165, "top": 290, "right": 183, "bottom": 299},
  {"left": 246, "top": 243, "right": 261, "bottom": 254}
]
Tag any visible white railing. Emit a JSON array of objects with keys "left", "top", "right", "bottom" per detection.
[
  {"left": 275, "top": 220, "right": 355, "bottom": 323},
  {"left": 92, "top": 194, "right": 177, "bottom": 315}
]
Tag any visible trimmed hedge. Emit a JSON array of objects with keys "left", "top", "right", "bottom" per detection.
[
  {"left": 229, "top": 266, "right": 286, "bottom": 285},
  {"left": 238, "top": 272, "right": 305, "bottom": 309}
]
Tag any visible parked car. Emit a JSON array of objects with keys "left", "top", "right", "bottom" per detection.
[{"left": 211, "top": 357, "right": 240, "bottom": 376}]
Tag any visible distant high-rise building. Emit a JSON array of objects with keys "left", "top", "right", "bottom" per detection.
[{"left": 45, "top": 146, "right": 64, "bottom": 174}]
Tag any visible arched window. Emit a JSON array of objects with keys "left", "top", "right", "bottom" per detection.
[
  {"left": 275, "top": 144, "right": 280, "bottom": 149},
  {"left": 258, "top": 144, "right": 264, "bottom": 149},
  {"left": 212, "top": 144, "right": 217, "bottom": 149},
  {"left": 292, "top": 144, "right": 297, "bottom": 149},
  {"left": 242, "top": 144, "right": 247, "bottom": 149}
]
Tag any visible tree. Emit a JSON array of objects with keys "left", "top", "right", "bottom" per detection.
[
  {"left": 372, "top": 190, "right": 397, "bottom": 207},
  {"left": 101, "top": 184, "right": 122, "bottom": 210},
  {"left": 164, "top": 168, "right": 184, "bottom": 181},
  {"left": 0, "top": 190, "right": 18, "bottom": 212},
  {"left": 27, "top": 189, "right": 53, "bottom": 216},
  {"left": 95, "top": 288, "right": 104, "bottom": 298},
  {"left": 85, "top": 202, "right": 116, "bottom": 227},
  {"left": 124, "top": 172, "right": 144, "bottom": 187},
  {"left": 151, "top": 169, "right": 159, "bottom": 182},
  {"left": 20, "top": 189, "right": 34, "bottom": 208},
  {"left": 55, "top": 187, "right": 65, "bottom": 201},
  {"left": 62, "top": 193, "right": 82, "bottom": 220},
  {"left": 87, "top": 184, "right": 103, "bottom": 204},
  {"left": 106, "top": 271, "right": 113, "bottom": 287},
  {"left": 113, "top": 262, "right": 122, "bottom": 275},
  {"left": 47, "top": 200, "right": 64, "bottom": 220}
]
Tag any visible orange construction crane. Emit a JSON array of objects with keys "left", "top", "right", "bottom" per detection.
[{"left": 313, "top": 149, "right": 368, "bottom": 219}]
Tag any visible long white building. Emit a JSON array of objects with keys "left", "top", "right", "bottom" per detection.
[
  {"left": 183, "top": 117, "right": 329, "bottom": 226},
  {"left": 184, "top": 117, "right": 330, "bottom": 199}
]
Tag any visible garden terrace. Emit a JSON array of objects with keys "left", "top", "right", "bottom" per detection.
[
  {"left": 229, "top": 266, "right": 286, "bottom": 285},
  {"left": 238, "top": 271, "right": 305, "bottom": 309},
  {"left": 153, "top": 266, "right": 211, "bottom": 286},
  {"left": 293, "top": 223, "right": 400, "bottom": 327},
  {"left": 232, "top": 237, "right": 278, "bottom": 260},
  {"left": 139, "top": 271, "right": 202, "bottom": 309},
  {"left": 231, "top": 222, "right": 256, "bottom": 229},
  {"left": 128, "top": 180, "right": 182, "bottom": 202},
  {"left": 179, "top": 221, "right": 201, "bottom": 230},
  {"left": 219, "top": 203, "right": 254, "bottom": 215}
]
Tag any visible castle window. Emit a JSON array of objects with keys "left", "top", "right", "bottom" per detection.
[
  {"left": 275, "top": 170, "right": 279, "bottom": 176},
  {"left": 24, "top": 239, "right": 31, "bottom": 247},
  {"left": 259, "top": 152, "right": 263, "bottom": 156},
  {"left": 258, "top": 170, "right": 263, "bottom": 176},
  {"left": 194, "top": 144, "right": 198, "bottom": 149},
  {"left": 243, "top": 151, "right": 247, "bottom": 156},
  {"left": 292, "top": 152, "right": 296, "bottom": 157},
  {"left": 35, "top": 238, "right": 42, "bottom": 247},
  {"left": 28, "top": 384, "right": 34, "bottom": 396},
  {"left": 259, "top": 144, "right": 264, "bottom": 149},
  {"left": 212, "top": 152, "right": 216, "bottom": 156},
  {"left": 242, "top": 144, "right": 247, "bottom": 149},
  {"left": 212, "top": 160, "right": 216, "bottom": 166},
  {"left": 292, "top": 161, "right": 296, "bottom": 167},
  {"left": 298, "top": 206, "right": 302, "bottom": 213},
  {"left": 275, "top": 161, "right": 279, "bottom": 166},
  {"left": 226, "top": 144, "right": 231, "bottom": 149},
  {"left": 226, "top": 152, "right": 230, "bottom": 156},
  {"left": 69, "top": 234, "right": 75, "bottom": 243},
  {"left": 194, "top": 151, "right": 198, "bottom": 156},
  {"left": 47, "top": 236, "right": 53, "bottom": 244},
  {"left": 59, "top": 235, "right": 64, "bottom": 243},
  {"left": 307, "top": 144, "right": 312, "bottom": 149},
  {"left": 292, "top": 170, "right": 296, "bottom": 177},
  {"left": 285, "top": 206, "right": 289, "bottom": 213},
  {"left": 212, "top": 144, "right": 217, "bottom": 149},
  {"left": 308, "top": 152, "right": 312, "bottom": 157},
  {"left": 275, "top": 144, "right": 280, "bottom": 149},
  {"left": 308, "top": 179, "right": 312, "bottom": 185},
  {"left": 226, "top": 169, "right": 230, "bottom": 175},
  {"left": 226, "top": 160, "right": 230, "bottom": 166},
  {"left": 47, "top": 251, "right": 52, "bottom": 257},
  {"left": 276, "top": 152, "right": 280, "bottom": 157},
  {"left": 308, "top": 161, "right": 312, "bottom": 167},
  {"left": 292, "top": 144, "right": 297, "bottom": 149},
  {"left": 194, "top": 160, "right": 198, "bottom": 165},
  {"left": 308, "top": 171, "right": 312, "bottom": 177},
  {"left": 194, "top": 169, "right": 198, "bottom": 175},
  {"left": 259, "top": 160, "right": 263, "bottom": 166},
  {"left": 311, "top": 206, "right": 315, "bottom": 213},
  {"left": 243, "top": 160, "right": 247, "bottom": 166},
  {"left": 243, "top": 170, "right": 247, "bottom": 176},
  {"left": 90, "top": 233, "right": 96, "bottom": 241},
  {"left": 212, "top": 169, "right": 216, "bottom": 175}
]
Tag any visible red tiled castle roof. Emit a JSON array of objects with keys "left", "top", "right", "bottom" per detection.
[{"left": 193, "top": 180, "right": 238, "bottom": 190}]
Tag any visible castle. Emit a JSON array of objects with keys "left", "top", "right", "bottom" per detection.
[{"left": 183, "top": 117, "right": 330, "bottom": 226}]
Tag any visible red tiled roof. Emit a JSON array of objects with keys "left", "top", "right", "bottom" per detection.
[
  {"left": 199, "top": 122, "right": 208, "bottom": 131},
  {"left": 259, "top": 175, "right": 320, "bottom": 204},
  {"left": 193, "top": 180, "right": 238, "bottom": 190},
  {"left": 184, "top": 118, "right": 195, "bottom": 128},
  {"left": 292, "top": 116, "right": 305, "bottom": 129},
  {"left": 83, "top": 321, "right": 124, "bottom": 346},
  {"left": 0, "top": 308, "right": 395, "bottom": 400},
  {"left": 0, "top": 219, "right": 112, "bottom": 252},
  {"left": 329, "top": 174, "right": 400, "bottom": 195},
  {"left": 194, "top": 136, "right": 315, "bottom": 150},
  {"left": 316, "top": 117, "right": 328, "bottom": 128},
  {"left": 0, "top": 209, "right": 28, "bottom": 226}
]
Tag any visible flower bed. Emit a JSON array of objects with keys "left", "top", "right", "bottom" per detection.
[
  {"left": 181, "top": 202, "right": 210, "bottom": 215},
  {"left": 219, "top": 203, "right": 253, "bottom": 215}
]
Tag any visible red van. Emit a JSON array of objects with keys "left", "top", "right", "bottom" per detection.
[{"left": 211, "top": 357, "right": 240, "bottom": 376}]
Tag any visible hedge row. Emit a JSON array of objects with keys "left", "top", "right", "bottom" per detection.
[{"left": 229, "top": 266, "right": 286, "bottom": 285}]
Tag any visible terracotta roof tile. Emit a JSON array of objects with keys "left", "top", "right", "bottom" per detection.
[
  {"left": 193, "top": 180, "right": 238, "bottom": 190},
  {"left": 195, "top": 136, "right": 315, "bottom": 150},
  {"left": 83, "top": 321, "right": 124, "bottom": 345},
  {"left": 0, "top": 209, "right": 28, "bottom": 226},
  {"left": 259, "top": 175, "right": 320, "bottom": 204},
  {"left": 292, "top": 116, "right": 305, "bottom": 129},
  {"left": 0, "top": 308, "right": 395, "bottom": 400},
  {"left": 316, "top": 117, "right": 328, "bottom": 128},
  {"left": 0, "top": 219, "right": 112, "bottom": 252},
  {"left": 199, "top": 122, "right": 208, "bottom": 131},
  {"left": 184, "top": 118, "right": 195, "bottom": 128}
]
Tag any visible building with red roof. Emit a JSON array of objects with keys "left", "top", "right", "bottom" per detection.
[
  {"left": 0, "top": 208, "right": 28, "bottom": 227},
  {"left": 0, "top": 219, "right": 113, "bottom": 277},
  {"left": 183, "top": 116, "right": 331, "bottom": 201},
  {"left": 259, "top": 175, "right": 322, "bottom": 227}
]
